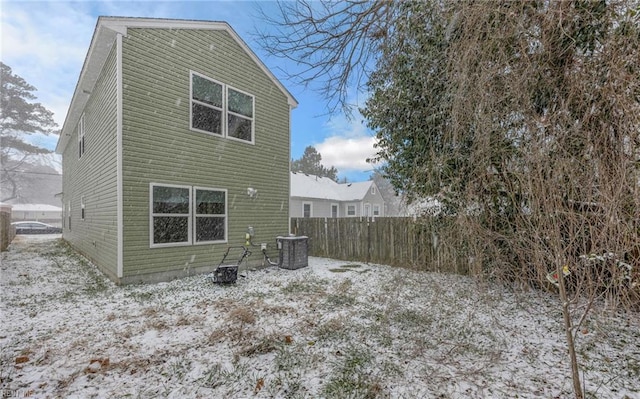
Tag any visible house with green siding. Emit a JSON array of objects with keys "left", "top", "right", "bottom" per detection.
[{"left": 55, "top": 17, "right": 297, "bottom": 284}]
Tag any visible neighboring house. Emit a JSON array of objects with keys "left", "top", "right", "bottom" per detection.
[
  {"left": 55, "top": 17, "right": 297, "bottom": 284},
  {"left": 290, "top": 172, "right": 385, "bottom": 218},
  {"left": 10, "top": 204, "right": 63, "bottom": 225}
]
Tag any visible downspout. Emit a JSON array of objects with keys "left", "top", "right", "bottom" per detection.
[{"left": 116, "top": 32, "right": 124, "bottom": 279}]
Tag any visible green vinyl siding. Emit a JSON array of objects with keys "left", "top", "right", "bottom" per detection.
[
  {"left": 120, "top": 28, "right": 290, "bottom": 280},
  {"left": 61, "top": 44, "right": 119, "bottom": 279}
]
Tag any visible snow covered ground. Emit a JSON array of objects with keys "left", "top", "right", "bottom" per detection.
[{"left": 1, "top": 235, "right": 639, "bottom": 398}]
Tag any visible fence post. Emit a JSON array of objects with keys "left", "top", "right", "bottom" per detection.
[{"left": 366, "top": 217, "right": 371, "bottom": 264}]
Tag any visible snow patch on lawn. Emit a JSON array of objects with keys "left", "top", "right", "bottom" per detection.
[{"left": 1, "top": 235, "right": 639, "bottom": 398}]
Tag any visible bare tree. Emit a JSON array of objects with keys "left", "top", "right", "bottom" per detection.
[
  {"left": 255, "top": 0, "right": 391, "bottom": 115},
  {"left": 256, "top": 2, "right": 640, "bottom": 397}
]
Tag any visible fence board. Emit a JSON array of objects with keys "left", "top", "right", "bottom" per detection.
[{"left": 291, "top": 217, "right": 468, "bottom": 274}]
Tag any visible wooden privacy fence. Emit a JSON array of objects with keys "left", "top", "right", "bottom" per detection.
[
  {"left": 290, "top": 217, "right": 469, "bottom": 274},
  {"left": 1, "top": 205, "right": 15, "bottom": 252}
]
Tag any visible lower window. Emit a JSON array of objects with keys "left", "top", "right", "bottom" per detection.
[
  {"left": 150, "top": 184, "right": 227, "bottom": 247},
  {"left": 194, "top": 188, "right": 226, "bottom": 243}
]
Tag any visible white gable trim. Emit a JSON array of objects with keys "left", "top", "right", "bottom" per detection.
[{"left": 57, "top": 16, "right": 297, "bottom": 155}]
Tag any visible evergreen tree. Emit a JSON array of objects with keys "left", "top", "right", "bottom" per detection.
[
  {"left": 1, "top": 62, "right": 59, "bottom": 202},
  {"left": 291, "top": 146, "right": 338, "bottom": 181}
]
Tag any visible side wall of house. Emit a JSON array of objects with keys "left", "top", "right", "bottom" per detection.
[
  {"left": 361, "top": 184, "right": 386, "bottom": 216},
  {"left": 120, "top": 28, "right": 291, "bottom": 282},
  {"left": 289, "top": 197, "right": 337, "bottom": 218},
  {"left": 61, "top": 45, "right": 119, "bottom": 280}
]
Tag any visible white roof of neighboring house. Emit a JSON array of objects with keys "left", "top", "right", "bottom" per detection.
[
  {"left": 10, "top": 204, "right": 62, "bottom": 212},
  {"left": 290, "top": 172, "right": 374, "bottom": 202}
]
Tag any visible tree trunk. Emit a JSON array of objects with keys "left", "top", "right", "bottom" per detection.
[{"left": 557, "top": 262, "right": 584, "bottom": 399}]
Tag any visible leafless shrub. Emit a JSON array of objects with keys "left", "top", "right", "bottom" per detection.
[{"left": 427, "top": 2, "right": 640, "bottom": 397}]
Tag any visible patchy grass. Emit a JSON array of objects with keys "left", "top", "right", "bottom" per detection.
[{"left": 1, "top": 236, "right": 639, "bottom": 398}]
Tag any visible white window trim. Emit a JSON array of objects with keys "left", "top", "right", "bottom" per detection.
[
  {"left": 302, "top": 202, "right": 313, "bottom": 218},
  {"left": 193, "top": 186, "right": 228, "bottom": 245},
  {"left": 347, "top": 204, "right": 356, "bottom": 217},
  {"left": 331, "top": 203, "right": 339, "bottom": 218},
  {"left": 226, "top": 85, "right": 255, "bottom": 145},
  {"left": 78, "top": 114, "right": 86, "bottom": 158},
  {"left": 150, "top": 183, "right": 192, "bottom": 248},
  {"left": 150, "top": 183, "right": 229, "bottom": 248},
  {"left": 189, "top": 71, "right": 255, "bottom": 145},
  {"left": 67, "top": 201, "right": 72, "bottom": 231},
  {"left": 190, "top": 71, "right": 224, "bottom": 138},
  {"left": 373, "top": 204, "right": 380, "bottom": 216}
]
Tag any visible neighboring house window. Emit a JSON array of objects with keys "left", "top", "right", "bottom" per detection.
[
  {"left": 81, "top": 196, "right": 85, "bottom": 220},
  {"left": 347, "top": 205, "right": 356, "bottom": 216},
  {"left": 151, "top": 184, "right": 191, "bottom": 246},
  {"left": 364, "top": 204, "right": 371, "bottom": 216},
  {"left": 190, "top": 72, "right": 255, "bottom": 143},
  {"left": 303, "top": 203, "right": 312, "bottom": 218},
  {"left": 331, "top": 204, "right": 338, "bottom": 218},
  {"left": 78, "top": 114, "right": 85, "bottom": 158},
  {"left": 150, "top": 184, "right": 227, "bottom": 247},
  {"left": 373, "top": 205, "right": 380, "bottom": 216},
  {"left": 194, "top": 188, "right": 226, "bottom": 243},
  {"left": 371, "top": 185, "right": 376, "bottom": 195}
]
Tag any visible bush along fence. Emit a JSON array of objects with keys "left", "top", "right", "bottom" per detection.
[{"left": 290, "top": 217, "right": 469, "bottom": 275}]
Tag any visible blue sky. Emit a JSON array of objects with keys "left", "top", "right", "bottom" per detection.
[{"left": 1, "top": 0, "right": 379, "bottom": 181}]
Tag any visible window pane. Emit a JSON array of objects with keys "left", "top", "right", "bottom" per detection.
[
  {"left": 153, "top": 216, "right": 189, "bottom": 243},
  {"left": 196, "top": 216, "right": 225, "bottom": 242},
  {"left": 192, "top": 75, "right": 222, "bottom": 107},
  {"left": 228, "top": 114, "right": 252, "bottom": 141},
  {"left": 303, "top": 204, "right": 311, "bottom": 218},
  {"left": 228, "top": 88, "right": 253, "bottom": 117},
  {"left": 196, "top": 190, "right": 225, "bottom": 214},
  {"left": 192, "top": 103, "right": 222, "bottom": 134},
  {"left": 153, "top": 186, "right": 189, "bottom": 213}
]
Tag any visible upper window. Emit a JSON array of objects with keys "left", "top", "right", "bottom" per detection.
[
  {"left": 190, "top": 72, "right": 255, "bottom": 144},
  {"left": 227, "top": 88, "right": 254, "bottom": 141},
  {"left": 150, "top": 183, "right": 227, "bottom": 247},
  {"left": 78, "top": 114, "right": 85, "bottom": 158},
  {"left": 347, "top": 205, "right": 356, "bottom": 216},
  {"left": 191, "top": 74, "right": 223, "bottom": 135},
  {"left": 371, "top": 186, "right": 376, "bottom": 195}
]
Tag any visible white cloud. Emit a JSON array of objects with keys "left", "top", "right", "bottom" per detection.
[
  {"left": 316, "top": 135, "right": 378, "bottom": 172},
  {"left": 314, "top": 97, "right": 379, "bottom": 174}
]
